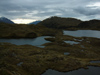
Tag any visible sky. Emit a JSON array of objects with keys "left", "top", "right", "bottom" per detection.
[{"left": 0, "top": 0, "right": 100, "bottom": 24}]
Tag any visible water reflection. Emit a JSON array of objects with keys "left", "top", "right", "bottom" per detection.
[
  {"left": 0, "top": 36, "right": 50, "bottom": 48},
  {"left": 42, "top": 66, "right": 100, "bottom": 75},
  {"left": 64, "top": 52, "right": 70, "bottom": 55},
  {"left": 63, "top": 30, "right": 100, "bottom": 38},
  {"left": 90, "top": 61, "right": 100, "bottom": 63},
  {"left": 64, "top": 41, "right": 79, "bottom": 45}
]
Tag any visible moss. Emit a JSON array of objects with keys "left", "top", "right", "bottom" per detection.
[
  {"left": 45, "top": 38, "right": 55, "bottom": 42},
  {"left": 0, "top": 34, "right": 100, "bottom": 75},
  {"left": 0, "top": 69, "right": 13, "bottom": 75},
  {"left": 0, "top": 23, "right": 62, "bottom": 38}
]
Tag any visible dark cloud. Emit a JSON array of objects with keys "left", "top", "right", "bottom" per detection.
[
  {"left": 0, "top": 0, "right": 100, "bottom": 21},
  {"left": 74, "top": 6, "right": 100, "bottom": 16}
]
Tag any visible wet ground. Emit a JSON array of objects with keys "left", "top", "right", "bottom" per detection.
[{"left": 0, "top": 30, "right": 100, "bottom": 75}]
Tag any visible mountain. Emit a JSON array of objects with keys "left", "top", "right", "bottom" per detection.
[
  {"left": 0, "top": 17, "right": 14, "bottom": 24},
  {"left": 77, "top": 19, "right": 100, "bottom": 29},
  {"left": 29, "top": 20, "right": 41, "bottom": 25},
  {"left": 38, "top": 16, "right": 82, "bottom": 29}
]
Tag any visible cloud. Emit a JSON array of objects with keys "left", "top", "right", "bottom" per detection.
[
  {"left": 0, "top": 0, "right": 100, "bottom": 23},
  {"left": 74, "top": 6, "right": 100, "bottom": 16}
]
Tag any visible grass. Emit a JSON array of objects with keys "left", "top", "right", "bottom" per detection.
[
  {"left": 0, "top": 23, "right": 100, "bottom": 75},
  {"left": 0, "top": 33, "right": 100, "bottom": 75},
  {"left": 0, "top": 23, "right": 62, "bottom": 38}
]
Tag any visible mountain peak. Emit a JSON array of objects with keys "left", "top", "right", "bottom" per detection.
[
  {"left": 0, "top": 17, "right": 7, "bottom": 20},
  {"left": 0, "top": 17, "right": 14, "bottom": 24},
  {"left": 29, "top": 20, "right": 41, "bottom": 25}
]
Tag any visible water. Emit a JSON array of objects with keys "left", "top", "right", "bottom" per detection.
[
  {"left": 90, "top": 61, "right": 100, "bottom": 63},
  {"left": 42, "top": 66, "right": 100, "bottom": 75},
  {"left": 63, "top": 30, "right": 100, "bottom": 38},
  {"left": 81, "top": 50, "right": 84, "bottom": 52},
  {"left": 0, "top": 36, "right": 50, "bottom": 48},
  {"left": 17, "top": 62, "right": 23, "bottom": 66},
  {"left": 80, "top": 45, "right": 85, "bottom": 48},
  {"left": 64, "top": 41, "right": 79, "bottom": 45},
  {"left": 64, "top": 52, "right": 70, "bottom": 55},
  {"left": 74, "top": 39, "right": 83, "bottom": 41}
]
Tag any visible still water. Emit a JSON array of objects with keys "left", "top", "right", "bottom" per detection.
[
  {"left": 64, "top": 52, "right": 70, "bottom": 55},
  {"left": 42, "top": 66, "right": 100, "bottom": 75},
  {"left": 90, "top": 61, "right": 100, "bottom": 63},
  {"left": 0, "top": 36, "right": 50, "bottom": 48},
  {"left": 0, "top": 30, "right": 100, "bottom": 74},
  {"left": 63, "top": 30, "right": 100, "bottom": 38},
  {"left": 64, "top": 41, "right": 79, "bottom": 45},
  {"left": 43, "top": 30, "right": 100, "bottom": 75}
]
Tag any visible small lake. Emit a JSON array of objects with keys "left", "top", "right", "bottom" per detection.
[
  {"left": 63, "top": 30, "right": 100, "bottom": 38},
  {"left": 64, "top": 41, "right": 79, "bottom": 45},
  {"left": 64, "top": 52, "right": 70, "bottom": 55},
  {"left": 42, "top": 66, "right": 100, "bottom": 75},
  {"left": 0, "top": 36, "right": 50, "bottom": 48},
  {"left": 90, "top": 61, "right": 100, "bottom": 63}
]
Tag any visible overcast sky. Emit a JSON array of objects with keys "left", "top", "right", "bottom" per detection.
[{"left": 0, "top": 0, "right": 100, "bottom": 24}]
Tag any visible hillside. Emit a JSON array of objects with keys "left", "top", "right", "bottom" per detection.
[
  {"left": 29, "top": 20, "right": 41, "bottom": 25},
  {"left": 0, "top": 17, "right": 100, "bottom": 38},
  {"left": 0, "top": 22, "right": 60, "bottom": 38},
  {"left": 38, "top": 16, "right": 82, "bottom": 29},
  {"left": 0, "top": 17, "right": 14, "bottom": 24},
  {"left": 77, "top": 19, "right": 100, "bottom": 30},
  {"left": 0, "top": 23, "right": 37, "bottom": 38}
]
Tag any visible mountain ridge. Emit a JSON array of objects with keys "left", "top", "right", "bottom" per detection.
[
  {"left": 77, "top": 19, "right": 100, "bottom": 29},
  {"left": 29, "top": 20, "right": 41, "bottom": 25},
  {"left": 0, "top": 17, "right": 14, "bottom": 24}
]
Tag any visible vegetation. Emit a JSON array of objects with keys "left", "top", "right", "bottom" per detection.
[
  {"left": 38, "top": 16, "right": 82, "bottom": 29},
  {"left": 0, "top": 16, "right": 100, "bottom": 39},
  {"left": 0, "top": 16, "right": 100, "bottom": 75},
  {"left": 0, "top": 22, "right": 61, "bottom": 38},
  {"left": 0, "top": 32, "right": 100, "bottom": 75},
  {"left": 28, "top": 24, "right": 62, "bottom": 36},
  {"left": 0, "top": 23, "right": 37, "bottom": 38},
  {"left": 37, "top": 16, "right": 100, "bottom": 30},
  {"left": 77, "top": 19, "right": 100, "bottom": 30}
]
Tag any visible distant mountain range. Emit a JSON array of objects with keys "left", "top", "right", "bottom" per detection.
[
  {"left": 0, "top": 16, "right": 100, "bottom": 30},
  {"left": 29, "top": 20, "right": 41, "bottom": 25},
  {"left": 0, "top": 17, "right": 14, "bottom": 24}
]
